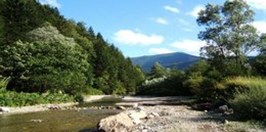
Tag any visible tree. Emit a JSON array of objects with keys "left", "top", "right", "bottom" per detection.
[
  {"left": 197, "top": 0, "right": 260, "bottom": 76},
  {"left": 150, "top": 62, "right": 166, "bottom": 78},
  {"left": 252, "top": 34, "right": 266, "bottom": 76},
  {"left": 6, "top": 25, "right": 91, "bottom": 94},
  {"left": 0, "top": 0, "right": 39, "bottom": 44}
]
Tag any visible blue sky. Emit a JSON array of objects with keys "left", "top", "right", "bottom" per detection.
[{"left": 40, "top": 0, "right": 266, "bottom": 57}]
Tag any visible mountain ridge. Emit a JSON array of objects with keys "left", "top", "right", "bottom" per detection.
[{"left": 131, "top": 52, "right": 200, "bottom": 72}]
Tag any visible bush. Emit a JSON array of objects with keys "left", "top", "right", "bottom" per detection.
[
  {"left": 74, "top": 93, "right": 84, "bottom": 103},
  {"left": 112, "top": 82, "right": 126, "bottom": 95},
  {"left": 230, "top": 86, "right": 266, "bottom": 120},
  {"left": 137, "top": 72, "right": 191, "bottom": 96},
  {"left": 224, "top": 77, "right": 266, "bottom": 120},
  {"left": 183, "top": 72, "right": 204, "bottom": 95},
  {"left": 0, "top": 90, "right": 74, "bottom": 107},
  {"left": 84, "top": 87, "right": 103, "bottom": 95}
]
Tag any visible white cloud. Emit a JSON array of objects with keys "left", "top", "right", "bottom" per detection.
[
  {"left": 187, "top": 5, "right": 205, "bottom": 18},
  {"left": 164, "top": 5, "right": 180, "bottom": 14},
  {"left": 149, "top": 48, "right": 174, "bottom": 54},
  {"left": 40, "top": 0, "right": 61, "bottom": 8},
  {"left": 170, "top": 39, "right": 206, "bottom": 56},
  {"left": 252, "top": 21, "right": 266, "bottom": 34},
  {"left": 155, "top": 18, "right": 169, "bottom": 25},
  {"left": 113, "top": 30, "right": 164, "bottom": 46},
  {"left": 245, "top": 0, "right": 266, "bottom": 10}
]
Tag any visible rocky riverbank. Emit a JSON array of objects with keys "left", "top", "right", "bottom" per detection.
[
  {"left": 97, "top": 96, "right": 266, "bottom": 132},
  {"left": 0, "top": 95, "right": 115, "bottom": 115}
]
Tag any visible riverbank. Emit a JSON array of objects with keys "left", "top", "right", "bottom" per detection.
[
  {"left": 0, "top": 95, "right": 116, "bottom": 115},
  {"left": 99, "top": 96, "right": 266, "bottom": 132}
]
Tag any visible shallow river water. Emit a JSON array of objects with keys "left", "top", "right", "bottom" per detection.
[{"left": 0, "top": 97, "right": 121, "bottom": 132}]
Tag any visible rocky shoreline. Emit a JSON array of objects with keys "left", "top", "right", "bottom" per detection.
[
  {"left": 0, "top": 95, "right": 113, "bottom": 115},
  {"left": 97, "top": 105, "right": 229, "bottom": 132},
  {"left": 97, "top": 96, "right": 265, "bottom": 132},
  {"left": 0, "top": 102, "right": 78, "bottom": 115}
]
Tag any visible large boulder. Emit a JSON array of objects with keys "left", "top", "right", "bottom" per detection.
[
  {"left": 128, "top": 110, "right": 147, "bottom": 124},
  {"left": 97, "top": 110, "right": 149, "bottom": 132},
  {"left": 97, "top": 112, "right": 134, "bottom": 132}
]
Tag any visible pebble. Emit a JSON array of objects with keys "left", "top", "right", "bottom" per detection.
[{"left": 30, "top": 119, "right": 42, "bottom": 123}]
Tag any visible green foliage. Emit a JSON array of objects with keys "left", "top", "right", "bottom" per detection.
[
  {"left": 0, "top": 90, "right": 74, "bottom": 107},
  {"left": 0, "top": 0, "right": 39, "bottom": 43},
  {"left": 137, "top": 70, "right": 191, "bottom": 96},
  {"left": 223, "top": 76, "right": 266, "bottom": 89},
  {"left": 227, "top": 77, "right": 266, "bottom": 120},
  {"left": 84, "top": 87, "right": 103, "bottom": 95},
  {"left": 149, "top": 62, "right": 167, "bottom": 79},
  {"left": 183, "top": 72, "right": 204, "bottom": 95},
  {"left": 252, "top": 52, "right": 266, "bottom": 76},
  {"left": 0, "top": 0, "right": 144, "bottom": 97},
  {"left": 0, "top": 40, "right": 32, "bottom": 78},
  {"left": 0, "top": 76, "right": 10, "bottom": 89},
  {"left": 112, "top": 82, "right": 126, "bottom": 95},
  {"left": 5, "top": 25, "right": 90, "bottom": 95},
  {"left": 197, "top": 0, "right": 261, "bottom": 77},
  {"left": 186, "top": 60, "right": 209, "bottom": 75},
  {"left": 252, "top": 35, "right": 266, "bottom": 76},
  {"left": 74, "top": 93, "right": 84, "bottom": 103}
]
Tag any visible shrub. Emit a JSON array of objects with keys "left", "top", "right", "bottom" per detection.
[
  {"left": 183, "top": 72, "right": 204, "bottom": 95},
  {"left": 0, "top": 90, "right": 74, "bottom": 107},
  {"left": 74, "top": 93, "right": 84, "bottom": 103},
  {"left": 219, "top": 76, "right": 266, "bottom": 99},
  {"left": 84, "top": 87, "right": 103, "bottom": 95},
  {"left": 137, "top": 72, "right": 191, "bottom": 96},
  {"left": 230, "top": 86, "right": 266, "bottom": 120},
  {"left": 112, "top": 82, "right": 126, "bottom": 95},
  {"left": 224, "top": 77, "right": 266, "bottom": 120},
  {"left": 0, "top": 76, "right": 10, "bottom": 89}
]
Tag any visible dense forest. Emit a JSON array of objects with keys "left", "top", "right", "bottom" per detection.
[
  {"left": 0, "top": 0, "right": 145, "bottom": 102},
  {"left": 0, "top": 0, "right": 265, "bottom": 121}
]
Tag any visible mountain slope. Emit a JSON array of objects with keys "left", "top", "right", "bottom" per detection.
[{"left": 131, "top": 52, "right": 200, "bottom": 72}]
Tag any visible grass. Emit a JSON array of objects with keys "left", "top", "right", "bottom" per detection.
[
  {"left": 0, "top": 90, "right": 74, "bottom": 107},
  {"left": 225, "top": 120, "right": 266, "bottom": 132},
  {"left": 220, "top": 77, "right": 266, "bottom": 120},
  {"left": 223, "top": 76, "right": 266, "bottom": 89}
]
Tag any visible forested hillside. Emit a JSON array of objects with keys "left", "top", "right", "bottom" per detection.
[
  {"left": 131, "top": 52, "right": 200, "bottom": 72},
  {"left": 0, "top": 0, "right": 145, "bottom": 98}
]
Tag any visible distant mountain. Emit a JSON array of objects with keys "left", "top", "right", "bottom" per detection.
[{"left": 131, "top": 52, "right": 200, "bottom": 72}]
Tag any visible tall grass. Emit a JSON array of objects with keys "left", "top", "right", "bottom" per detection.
[
  {"left": 224, "top": 77, "right": 266, "bottom": 120},
  {"left": 0, "top": 90, "right": 74, "bottom": 106},
  {"left": 224, "top": 76, "right": 266, "bottom": 89}
]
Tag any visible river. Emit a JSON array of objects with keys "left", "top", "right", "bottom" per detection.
[{"left": 0, "top": 97, "right": 121, "bottom": 132}]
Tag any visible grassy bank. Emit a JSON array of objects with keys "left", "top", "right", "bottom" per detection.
[
  {"left": 223, "top": 77, "right": 266, "bottom": 120},
  {"left": 0, "top": 89, "right": 74, "bottom": 107},
  {"left": 0, "top": 77, "right": 74, "bottom": 107}
]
